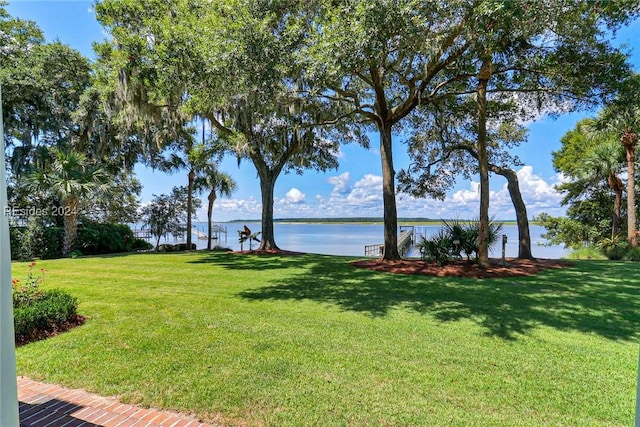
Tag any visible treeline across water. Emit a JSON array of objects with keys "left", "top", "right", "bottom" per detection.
[{"left": 229, "top": 218, "right": 521, "bottom": 225}]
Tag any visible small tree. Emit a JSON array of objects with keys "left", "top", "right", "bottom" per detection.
[{"left": 141, "top": 187, "right": 201, "bottom": 250}]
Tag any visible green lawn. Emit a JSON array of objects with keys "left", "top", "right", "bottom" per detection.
[{"left": 13, "top": 252, "right": 639, "bottom": 426}]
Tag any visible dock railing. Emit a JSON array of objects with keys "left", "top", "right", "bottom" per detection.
[{"left": 365, "top": 226, "right": 415, "bottom": 257}]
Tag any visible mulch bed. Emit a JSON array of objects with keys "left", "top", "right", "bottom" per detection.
[
  {"left": 16, "top": 315, "right": 87, "bottom": 347},
  {"left": 350, "top": 258, "right": 574, "bottom": 279},
  {"left": 229, "top": 249, "right": 573, "bottom": 279}
]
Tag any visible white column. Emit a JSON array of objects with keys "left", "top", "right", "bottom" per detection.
[
  {"left": 636, "top": 348, "right": 640, "bottom": 427},
  {"left": 0, "top": 85, "right": 20, "bottom": 426}
]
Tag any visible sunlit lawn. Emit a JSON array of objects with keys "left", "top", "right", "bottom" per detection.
[{"left": 13, "top": 252, "right": 639, "bottom": 426}]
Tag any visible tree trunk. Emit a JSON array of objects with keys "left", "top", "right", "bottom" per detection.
[
  {"left": 477, "top": 60, "right": 491, "bottom": 268},
  {"left": 622, "top": 130, "right": 638, "bottom": 247},
  {"left": 186, "top": 169, "right": 195, "bottom": 249},
  {"left": 380, "top": 125, "right": 400, "bottom": 260},
  {"left": 490, "top": 165, "right": 533, "bottom": 259},
  {"left": 257, "top": 172, "right": 279, "bottom": 251},
  {"left": 62, "top": 198, "right": 78, "bottom": 256},
  {"left": 608, "top": 172, "right": 623, "bottom": 238},
  {"left": 207, "top": 190, "right": 216, "bottom": 250}
]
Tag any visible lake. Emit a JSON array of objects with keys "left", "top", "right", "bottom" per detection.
[{"left": 161, "top": 222, "right": 570, "bottom": 259}]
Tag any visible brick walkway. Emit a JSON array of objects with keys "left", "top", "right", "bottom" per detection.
[{"left": 18, "top": 376, "right": 216, "bottom": 427}]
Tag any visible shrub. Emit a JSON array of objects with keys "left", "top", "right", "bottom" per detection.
[
  {"left": 76, "top": 222, "right": 136, "bottom": 255},
  {"left": 595, "top": 235, "right": 640, "bottom": 261},
  {"left": 566, "top": 245, "right": 607, "bottom": 260},
  {"left": 442, "top": 218, "right": 475, "bottom": 260},
  {"left": 14, "top": 221, "right": 145, "bottom": 259},
  {"left": 132, "top": 238, "right": 153, "bottom": 251},
  {"left": 428, "top": 217, "right": 504, "bottom": 262},
  {"left": 19, "top": 218, "right": 63, "bottom": 260},
  {"left": 9, "top": 226, "right": 26, "bottom": 260},
  {"left": 623, "top": 246, "right": 640, "bottom": 261},
  {"left": 12, "top": 262, "right": 45, "bottom": 308},
  {"left": 12, "top": 263, "right": 79, "bottom": 344},
  {"left": 535, "top": 213, "right": 600, "bottom": 249},
  {"left": 418, "top": 230, "right": 454, "bottom": 266},
  {"left": 14, "top": 290, "right": 78, "bottom": 343},
  {"left": 68, "top": 250, "right": 83, "bottom": 258},
  {"left": 596, "top": 235, "right": 624, "bottom": 260},
  {"left": 463, "top": 217, "right": 504, "bottom": 256},
  {"left": 598, "top": 237, "right": 629, "bottom": 260}
]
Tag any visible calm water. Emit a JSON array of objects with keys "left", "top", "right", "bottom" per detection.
[{"left": 172, "top": 222, "right": 569, "bottom": 259}]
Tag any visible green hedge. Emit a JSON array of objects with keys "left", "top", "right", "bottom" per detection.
[
  {"left": 76, "top": 222, "right": 136, "bottom": 255},
  {"left": 11, "top": 221, "right": 140, "bottom": 259},
  {"left": 132, "top": 238, "right": 153, "bottom": 251},
  {"left": 13, "top": 289, "right": 79, "bottom": 344}
]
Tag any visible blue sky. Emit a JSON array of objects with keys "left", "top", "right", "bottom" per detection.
[{"left": 6, "top": 1, "right": 640, "bottom": 221}]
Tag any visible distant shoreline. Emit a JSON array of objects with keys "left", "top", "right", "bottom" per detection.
[{"left": 226, "top": 218, "right": 523, "bottom": 225}]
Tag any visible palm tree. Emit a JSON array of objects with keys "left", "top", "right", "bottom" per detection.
[
  {"left": 581, "top": 137, "right": 625, "bottom": 239},
  {"left": 27, "top": 148, "right": 108, "bottom": 255},
  {"left": 156, "top": 149, "right": 194, "bottom": 248},
  {"left": 620, "top": 128, "right": 638, "bottom": 247},
  {"left": 194, "top": 167, "right": 237, "bottom": 250},
  {"left": 155, "top": 141, "right": 213, "bottom": 249},
  {"left": 596, "top": 75, "right": 640, "bottom": 247}
]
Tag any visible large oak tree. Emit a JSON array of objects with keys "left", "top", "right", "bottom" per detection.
[
  {"left": 95, "top": 0, "right": 348, "bottom": 251},
  {"left": 398, "top": 96, "right": 534, "bottom": 259},
  {"left": 306, "top": 0, "right": 637, "bottom": 261}
]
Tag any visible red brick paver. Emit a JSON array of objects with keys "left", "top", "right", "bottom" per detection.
[{"left": 18, "top": 376, "right": 216, "bottom": 427}]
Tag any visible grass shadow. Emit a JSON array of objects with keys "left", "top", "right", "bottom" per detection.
[
  {"left": 238, "top": 257, "right": 640, "bottom": 341},
  {"left": 188, "top": 251, "right": 332, "bottom": 271}
]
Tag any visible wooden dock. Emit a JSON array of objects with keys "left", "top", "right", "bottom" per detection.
[
  {"left": 193, "top": 228, "right": 209, "bottom": 240},
  {"left": 397, "top": 229, "right": 413, "bottom": 255},
  {"left": 133, "top": 229, "right": 152, "bottom": 239},
  {"left": 192, "top": 225, "right": 228, "bottom": 242},
  {"left": 364, "top": 227, "right": 414, "bottom": 257},
  {"left": 133, "top": 224, "right": 228, "bottom": 244}
]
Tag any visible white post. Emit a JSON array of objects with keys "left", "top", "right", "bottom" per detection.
[
  {"left": 636, "top": 348, "right": 639, "bottom": 427},
  {"left": 0, "top": 85, "right": 20, "bottom": 426},
  {"left": 501, "top": 234, "right": 507, "bottom": 266}
]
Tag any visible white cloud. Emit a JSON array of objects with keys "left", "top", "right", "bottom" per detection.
[
  {"left": 195, "top": 165, "right": 566, "bottom": 221},
  {"left": 494, "top": 166, "right": 565, "bottom": 215},
  {"left": 200, "top": 197, "right": 262, "bottom": 221},
  {"left": 516, "top": 166, "right": 559, "bottom": 199},
  {"left": 284, "top": 188, "right": 306, "bottom": 204},
  {"left": 327, "top": 172, "right": 351, "bottom": 194},
  {"left": 318, "top": 173, "right": 384, "bottom": 216},
  {"left": 354, "top": 174, "right": 383, "bottom": 189},
  {"left": 346, "top": 174, "right": 383, "bottom": 206},
  {"left": 394, "top": 165, "right": 566, "bottom": 220},
  {"left": 451, "top": 181, "right": 481, "bottom": 204},
  {"left": 274, "top": 202, "right": 314, "bottom": 217}
]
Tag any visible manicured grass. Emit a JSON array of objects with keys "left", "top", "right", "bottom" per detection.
[{"left": 13, "top": 253, "right": 639, "bottom": 426}]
